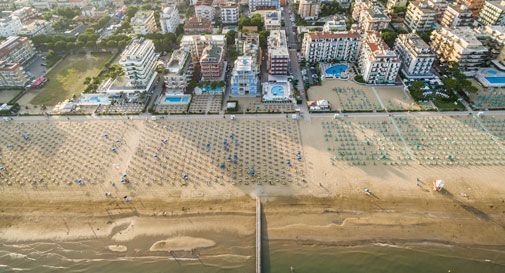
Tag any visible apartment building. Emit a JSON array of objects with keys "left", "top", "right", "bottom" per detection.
[
  {"left": 298, "top": 0, "right": 320, "bottom": 19},
  {"left": 427, "top": 0, "right": 449, "bottom": 21},
  {"left": 231, "top": 55, "right": 259, "bottom": 96},
  {"left": 456, "top": 0, "right": 486, "bottom": 17},
  {"left": 0, "top": 17, "right": 22, "bottom": 37},
  {"left": 180, "top": 35, "right": 226, "bottom": 62},
  {"left": 164, "top": 48, "right": 192, "bottom": 94},
  {"left": 264, "top": 10, "right": 282, "bottom": 31},
  {"left": 221, "top": 2, "right": 239, "bottom": 24},
  {"left": 119, "top": 39, "right": 159, "bottom": 89},
  {"left": 476, "top": 25, "right": 505, "bottom": 60},
  {"left": 478, "top": 0, "right": 505, "bottom": 25},
  {"left": 441, "top": 4, "right": 474, "bottom": 28},
  {"left": 184, "top": 16, "right": 212, "bottom": 34},
  {"left": 405, "top": 1, "right": 437, "bottom": 32},
  {"left": 249, "top": 0, "right": 280, "bottom": 12},
  {"left": 131, "top": 10, "right": 158, "bottom": 35},
  {"left": 0, "top": 36, "right": 36, "bottom": 65},
  {"left": 200, "top": 44, "right": 225, "bottom": 80},
  {"left": 237, "top": 32, "right": 260, "bottom": 64},
  {"left": 267, "top": 30, "right": 289, "bottom": 75},
  {"left": 301, "top": 31, "right": 361, "bottom": 63},
  {"left": 160, "top": 6, "right": 180, "bottom": 34},
  {"left": 431, "top": 27, "right": 489, "bottom": 74},
  {"left": 359, "top": 4, "right": 391, "bottom": 32},
  {"left": 323, "top": 19, "right": 347, "bottom": 31},
  {"left": 0, "top": 61, "right": 29, "bottom": 88},
  {"left": 195, "top": 0, "right": 215, "bottom": 21},
  {"left": 394, "top": 33, "right": 435, "bottom": 78},
  {"left": 358, "top": 32, "right": 401, "bottom": 84}
]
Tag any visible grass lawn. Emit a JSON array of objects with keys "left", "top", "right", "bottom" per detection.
[
  {"left": 30, "top": 52, "right": 112, "bottom": 106},
  {"left": 0, "top": 89, "right": 22, "bottom": 104}
]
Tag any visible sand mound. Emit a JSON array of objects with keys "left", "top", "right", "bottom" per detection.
[
  {"left": 108, "top": 245, "right": 127, "bottom": 252},
  {"left": 149, "top": 236, "right": 215, "bottom": 252}
]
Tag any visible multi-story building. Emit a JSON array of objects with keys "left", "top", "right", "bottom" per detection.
[
  {"left": 441, "top": 4, "right": 474, "bottom": 28},
  {"left": 405, "top": 1, "right": 437, "bottom": 32},
  {"left": 0, "top": 36, "right": 36, "bottom": 65},
  {"left": 0, "top": 16, "right": 22, "bottom": 37},
  {"left": 20, "top": 20, "right": 53, "bottom": 36},
  {"left": 430, "top": 27, "right": 489, "bottom": 74},
  {"left": 301, "top": 31, "right": 361, "bottom": 63},
  {"left": 249, "top": 0, "right": 280, "bottom": 12},
  {"left": 476, "top": 25, "right": 505, "bottom": 60},
  {"left": 427, "top": 0, "right": 449, "bottom": 21},
  {"left": 160, "top": 6, "right": 180, "bottom": 34},
  {"left": 164, "top": 48, "right": 192, "bottom": 94},
  {"left": 0, "top": 61, "right": 29, "bottom": 88},
  {"left": 386, "top": 0, "right": 408, "bottom": 12},
  {"left": 267, "top": 30, "right": 289, "bottom": 75},
  {"left": 119, "top": 39, "right": 159, "bottom": 89},
  {"left": 478, "top": 0, "right": 505, "bottom": 25},
  {"left": 180, "top": 34, "right": 226, "bottom": 62},
  {"left": 359, "top": 3, "right": 391, "bottom": 31},
  {"left": 237, "top": 32, "right": 260, "bottom": 64},
  {"left": 394, "top": 33, "right": 436, "bottom": 78},
  {"left": 195, "top": 0, "right": 215, "bottom": 21},
  {"left": 264, "top": 10, "right": 282, "bottom": 30},
  {"left": 220, "top": 2, "right": 239, "bottom": 24},
  {"left": 358, "top": 32, "right": 401, "bottom": 84},
  {"left": 11, "top": 7, "right": 38, "bottom": 23},
  {"left": 298, "top": 0, "right": 320, "bottom": 19},
  {"left": 456, "top": 0, "right": 486, "bottom": 17},
  {"left": 231, "top": 56, "right": 259, "bottom": 96},
  {"left": 200, "top": 44, "right": 225, "bottom": 80},
  {"left": 131, "top": 10, "right": 158, "bottom": 35},
  {"left": 323, "top": 19, "right": 347, "bottom": 32},
  {"left": 184, "top": 16, "right": 212, "bottom": 34}
]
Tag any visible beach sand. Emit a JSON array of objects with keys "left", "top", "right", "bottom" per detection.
[{"left": 0, "top": 117, "right": 504, "bottom": 252}]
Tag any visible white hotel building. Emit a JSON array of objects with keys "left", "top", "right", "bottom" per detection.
[
  {"left": 118, "top": 39, "right": 159, "bottom": 91},
  {"left": 405, "top": 1, "right": 437, "bottom": 32},
  {"left": 478, "top": 0, "right": 505, "bottom": 26},
  {"left": 394, "top": 33, "right": 436, "bottom": 78},
  {"left": 267, "top": 30, "right": 290, "bottom": 76},
  {"left": 301, "top": 31, "right": 362, "bottom": 63},
  {"left": 164, "top": 48, "right": 192, "bottom": 94},
  {"left": 221, "top": 2, "right": 239, "bottom": 24},
  {"left": 160, "top": 6, "right": 180, "bottom": 34},
  {"left": 358, "top": 33, "right": 401, "bottom": 84},
  {"left": 131, "top": 10, "right": 159, "bottom": 35},
  {"left": 430, "top": 27, "right": 489, "bottom": 74},
  {"left": 249, "top": 0, "right": 280, "bottom": 12}
]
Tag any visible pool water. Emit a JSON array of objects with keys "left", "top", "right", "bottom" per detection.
[
  {"left": 485, "top": 77, "right": 505, "bottom": 84},
  {"left": 271, "top": 85, "right": 285, "bottom": 97},
  {"left": 325, "top": 64, "right": 349, "bottom": 77},
  {"left": 487, "top": 69, "right": 498, "bottom": 75},
  {"left": 88, "top": 96, "right": 108, "bottom": 103},
  {"left": 164, "top": 96, "right": 189, "bottom": 103}
]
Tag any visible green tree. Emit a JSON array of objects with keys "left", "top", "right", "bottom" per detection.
[
  {"left": 226, "top": 30, "right": 236, "bottom": 45},
  {"left": 259, "top": 30, "right": 270, "bottom": 49}
]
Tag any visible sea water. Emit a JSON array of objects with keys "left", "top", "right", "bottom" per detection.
[{"left": 1, "top": 239, "right": 504, "bottom": 273}]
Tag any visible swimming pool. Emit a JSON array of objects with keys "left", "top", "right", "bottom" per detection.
[
  {"left": 165, "top": 96, "right": 190, "bottom": 103},
  {"left": 324, "top": 64, "right": 349, "bottom": 77},
  {"left": 485, "top": 77, "right": 505, "bottom": 84},
  {"left": 488, "top": 69, "right": 498, "bottom": 75},
  {"left": 88, "top": 96, "right": 108, "bottom": 103},
  {"left": 271, "top": 85, "right": 285, "bottom": 97}
]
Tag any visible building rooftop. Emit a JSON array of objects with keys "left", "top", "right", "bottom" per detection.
[
  {"left": 119, "top": 39, "right": 154, "bottom": 62},
  {"left": 307, "top": 31, "right": 361, "bottom": 40},
  {"left": 184, "top": 16, "right": 212, "bottom": 31},
  {"left": 0, "top": 36, "right": 29, "bottom": 58},
  {"left": 234, "top": 55, "right": 254, "bottom": 71},
  {"left": 131, "top": 10, "right": 154, "bottom": 24},
  {"left": 166, "top": 48, "right": 189, "bottom": 74},
  {"left": 196, "top": 0, "right": 214, "bottom": 6},
  {"left": 485, "top": 0, "right": 505, "bottom": 11}
]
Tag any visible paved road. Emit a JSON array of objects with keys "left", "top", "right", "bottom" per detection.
[
  {"left": 8, "top": 109, "right": 505, "bottom": 123},
  {"left": 282, "top": 3, "right": 309, "bottom": 118}
]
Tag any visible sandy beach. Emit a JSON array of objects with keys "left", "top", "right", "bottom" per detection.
[{"left": 0, "top": 117, "right": 504, "bottom": 259}]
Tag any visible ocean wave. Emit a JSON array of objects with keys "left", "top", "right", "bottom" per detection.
[
  {"left": 41, "top": 265, "right": 69, "bottom": 269},
  {"left": 373, "top": 243, "right": 411, "bottom": 249}
]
